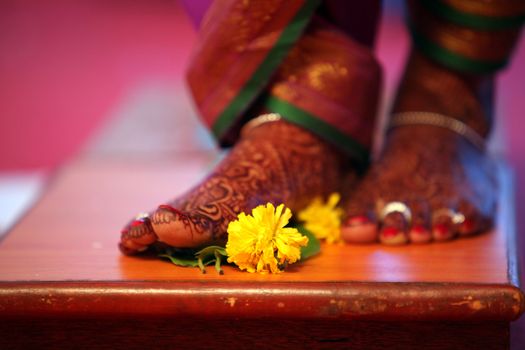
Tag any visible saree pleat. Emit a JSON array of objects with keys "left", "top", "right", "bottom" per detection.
[
  {"left": 186, "top": 0, "right": 381, "bottom": 167},
  {"left": 408, "top": 0, "right": 525, "bottom": 74},
  {"left": 187, "top": 0, "right": 321, "bottom": 141},
  {"left": 264, "top": 18, "right": 381, "bottom": 165}
]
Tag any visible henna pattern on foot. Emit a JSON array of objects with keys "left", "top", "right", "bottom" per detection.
[
  {"left": 120, "top": 120, "right": 348, "bottom": 254},
  {"left": 342, "top": 52, "right": 497, "bottom": 245}
]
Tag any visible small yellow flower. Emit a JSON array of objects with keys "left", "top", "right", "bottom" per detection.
[
  {"left": 226, "top": 203, "right": 308, "bottom": 274},
  {"left": 298, "top": 193, "right": 344, "bottom": 244}
]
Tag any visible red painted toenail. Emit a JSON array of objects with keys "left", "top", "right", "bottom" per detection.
[
  {"left": 411, "top": 225, "right": 428, "bottom": 235},
  {"left": 434, "top": 223, "right": 451, "bottom": 237},
  {"left": 130, "top": 220, "right": 144, "bottom": 227},
  {"left": 382, "top": 226, "right": 400, "bottom": 238},
  {"left": 346, "top": 215, "right": 370, "bottom": 226},
  {"left": 460, "top": 219, "right": 475, "bottom": 232}
]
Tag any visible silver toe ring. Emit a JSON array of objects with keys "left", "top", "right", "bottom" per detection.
[
  {"left": 135, "top": 212, "right": 150, "bottom": 221},
  {"left": 432, "top": 208, "right": 465, "bottom": 225},
  {"left": 380, "top": 201, "right": 412, "bottom": 225}
]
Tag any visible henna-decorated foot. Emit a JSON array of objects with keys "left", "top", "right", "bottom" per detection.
[
  {"left": 120, "top": 120, "right": 348, "bottom": 254},
  {"left": 342, "top": 52, "right": 497, "bottom": 245}
]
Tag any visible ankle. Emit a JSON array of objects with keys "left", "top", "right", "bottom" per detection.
[{"left": 392, "top": 51, "right": 493, "bottom": 138}]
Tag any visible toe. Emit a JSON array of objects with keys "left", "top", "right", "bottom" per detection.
[
  {"left": 379, "top": 211, "right": 409, "bottom": 245},
  {"left": 341, "top": 214, "right": 377, "bottom": 243},
  {"left": 457, "top": 216, "right": 478, "bottom": 236},
  {"left": 431, "top": 209, "right": 458, "bottom": 241},
  {"left": 409, "top": 224, "right": 432, "bottom": 243},
  {"left": 407, "top": 200, "right": 432, "bottom": 244},
  {"left": 151, "top": 204, "right": 214, "bottom": 248},
  {"left": 119, "top": 215, "right": 157, "bottom": 255},
  {"left": 456, "top": 200, "right": 493, "bottom": 237},
  {"left": 432, "top": 222, "right": 455, "bottom": 241},
  {"left": 341, "top": 191, "right": 378, "bottom": 243},
  {"left": 456, "top": 213, "right": 492, "bottom": 237}
]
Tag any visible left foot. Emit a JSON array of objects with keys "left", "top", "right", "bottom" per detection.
[
  {"left": 119, "top": 120, "right": 348, "bottom": 254},
  {"left": 342, "top": 52, "right": 497, "bottom": 244}
]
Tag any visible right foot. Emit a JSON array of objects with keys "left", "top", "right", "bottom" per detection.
[
  {"left": 119, "top": 120, "right": 348, "bottom": 254},
  {"left": 341, "top": 52, "right": 498, "bottom": 245}
]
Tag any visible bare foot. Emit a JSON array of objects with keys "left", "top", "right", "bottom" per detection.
[
  {"left": 342, "top": 52, "right": 497, "bottom": 245},
  {"left": 120, "top": 120, "right": 348, "bottom": 254}
]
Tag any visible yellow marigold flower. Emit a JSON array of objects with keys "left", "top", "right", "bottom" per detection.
[
  {"left": 226, "top": 203, "right": 308, "bottom": 274},
  {"left": 298, "top": 193, "right": 344, "bottom": 244}
]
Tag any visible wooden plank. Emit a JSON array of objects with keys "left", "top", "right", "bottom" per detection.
[
  {"left": 0, "top": 281, "right": 521, "bottom": 321},
  {"left": 0, "top": 155, "right": 522, "bottom": 324}
]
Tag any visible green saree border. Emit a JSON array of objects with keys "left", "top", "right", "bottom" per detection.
[
  {"left": 211, "top": 0, "right": 321, "bottom": 139},
  {"left": 411, "top": 28, "right": 508, "bottom": 74},
  {"left": 420, "top": 0, "right": 525, "bottom": 30},
  {"left": 263, "top": 95, "right": 370, "bottom": 168}
]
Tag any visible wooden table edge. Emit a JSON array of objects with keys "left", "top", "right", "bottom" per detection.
[{"left": 1, "top": 280, "right": 523, "bottom": 321}]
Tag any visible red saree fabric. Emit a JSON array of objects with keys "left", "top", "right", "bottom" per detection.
[{"left": 186, "top": 0, "right": 381, "bottom": 166}]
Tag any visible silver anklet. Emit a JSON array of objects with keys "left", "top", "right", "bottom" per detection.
[
  {"left": 241, "top": 113, "right": 282, "bottom": 137},
  {"left": 389, "top": 112, "right": 486, "bottom": 151}
]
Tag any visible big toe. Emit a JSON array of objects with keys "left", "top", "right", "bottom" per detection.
[
  {"left": 119, "top": 214, "right": 157, "bottom": 255},
  {"left": 151, "top": 205, "right": 215, "bottom": 248},
  {"left": 341, "top": 214, "right": 377, "bottom": 243}
]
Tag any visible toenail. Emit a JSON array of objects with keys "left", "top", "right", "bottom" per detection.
[
  {"left": 346, "top": 215, "right": 371, "bottom": 226},
  {"left": 433, "top": 223, "right": 453, "bottom": 239},
  {"left": 130, "top": 220, "right": 144, "bottom": 227},
  {"left": 410, "top": 225, "right": 431, "bottom": 244},
  {"left": 382, "top": 226, "right": 400, "bottom": 238},
  {"left": 380, "top": 227, "right": 408, "bottom": 245},
  {"left": 459, "top": 218, "right": 476, "bottom": 234},
  {"left": 411, "top": 225, "right": 428, "bottom": 235}
]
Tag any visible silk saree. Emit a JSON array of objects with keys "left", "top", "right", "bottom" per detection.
[{"left": 184, "top": 0, "right": 381, "bottom": 168}]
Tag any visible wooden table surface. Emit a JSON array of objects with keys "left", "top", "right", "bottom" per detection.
[{"left": 0, "top": 155, "right": 523, "bottom": 348}]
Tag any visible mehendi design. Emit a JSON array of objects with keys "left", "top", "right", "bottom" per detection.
[
  {"left": 120, "top": 120, "right": 347, "bottom": 253},
  {"left": 342, "top": 51, "right": 497, "bottom": 245}
]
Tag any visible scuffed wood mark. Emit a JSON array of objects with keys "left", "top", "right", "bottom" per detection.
[
  {"left": 450, "top": 299, "right": 485, "bottom": 311},
  {"left": 224, "top": 297, "right": 237, "bottom": 307}
]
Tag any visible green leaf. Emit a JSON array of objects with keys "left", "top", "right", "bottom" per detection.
[
  {"left": 195, "top": 245, "right": 228, "bottom": 258},
  {"left": 158, "top": 254, "right": 199, "bottom": 268},
  {"left": 214, "top": 250, "right": 225, "bottom": 275},
  {"left": 159, "top": 245, "right": 228, "bottom": 274},
  {"left": 296, "top": 224, "right": 321, "bottom": 260},
  {"left": 195, "top": 245, "right": 228, "bottom": 274}
]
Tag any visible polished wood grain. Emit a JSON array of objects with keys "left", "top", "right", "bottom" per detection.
[
  {"left": 0, "top": 156, "right": 514, "bottom": 284},
  {"left": 0, "top": 155, "right": 522, "bottom": 349}
]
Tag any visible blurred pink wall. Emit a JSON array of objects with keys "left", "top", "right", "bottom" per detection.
[{"left": 0, "top": 0, "right": 196, "bottom": 169}]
